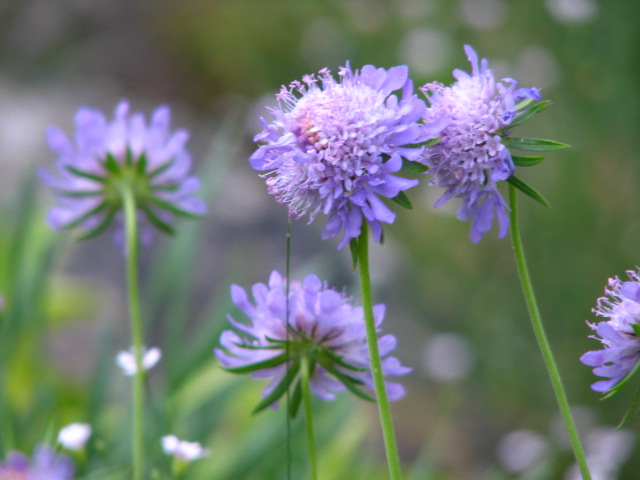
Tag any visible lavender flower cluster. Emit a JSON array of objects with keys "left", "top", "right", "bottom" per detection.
[{"left": 250, "top": 46, "right": 546, "bottom": 246}]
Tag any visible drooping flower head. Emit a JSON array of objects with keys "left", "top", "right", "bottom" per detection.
[
  {"left": 0, "top": 445, "right": 74, "bottom": 480},
  {"left": 41, "top": 101, "right": 206, "bottom": 242},
  {"left": 250, "top": 64, "right": 431, "bottom": 248},
  {"left": 421, "top": 45, "right": 542, "bottom": 243},
  {"left": 581, "top": 269, "right": 640, "bottom": 393},
  {"left": 215, "top": 271, "right": 410, "bottom": 413}
]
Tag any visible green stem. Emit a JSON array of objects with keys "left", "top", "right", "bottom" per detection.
[
  {"left": 301, "top": 356, "right": 318, "bottom": 480},
  {"left": 121, "top": 188, "right": 145, "bottom": 480},
  {"left": 357, "top": 223, "right": 402, "bottom": 480},
  {"left": 508, "top": 184, "right": 591, "bottom": 480}
]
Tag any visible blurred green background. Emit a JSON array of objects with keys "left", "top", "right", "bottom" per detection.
[{"left": 1, "top": 0, "right": 639, "bottom": 478}]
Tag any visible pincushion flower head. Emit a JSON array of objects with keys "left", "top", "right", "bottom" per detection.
[
  {"left": 215, "top": 271, "right": 411, "bottom": 415},
  {"left": 0, "top": 445, "right": 74, "bottom": 480},
  {"left": 581, "top": 269, "right": 640, "bottom": 394},
  {"left": 421, "top": 45, "right": 564, "bottom": 243},
  {"left": 41, "top": 100, "right": 207, "bottom": 241},
  {"left": 250, "top": 63, "right": 434, "bottom": 249}
]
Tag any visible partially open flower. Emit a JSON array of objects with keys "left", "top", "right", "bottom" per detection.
[
  {"left": 41, "top": 101, "right": 206, "bottom": 242},
  {"left": 215, "top": 271, "right": 410, "bottom": 415},
  {"left": 250, "top": 64, "right": 431, "bottom": 248}
]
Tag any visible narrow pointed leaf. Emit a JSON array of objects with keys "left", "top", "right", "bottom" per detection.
[
  {"left": 349, "top": 237, "right": 359, "bottom": 271},
  {"left": 502, "top": 137, "right": 569, "bottom": 152},
  {"left": 507, "top": 176, "right": 550, "bottom": 207},
  {"left": 252, "top": 360, "right": 300, "bottom": 414},
  {"left": 633, "top": 323, "right": 640, "bottom": 338},
  {"left": 391, "top": 191, "right": 413, "bottom": 210},
  {"left": 500, "top": 101, "right": 551, "bottom": 131},
  {"left": 66, "top": 166, "right": 106, "bottom": 183},
  {"left": 147, "top": 195, "right": 203, "bottom": 219},
  {"left": 324, "top": 350, "right": 368, "bottom": 372},
  {"left": 424, "top": 137, "right": 441, "bottom": 148},
  {"left": 148, "top": 159, "right": 175, "bottom": 179},
  {"left": 288, "top": 380, "right": 302, "bottom": 419},
  {"left": 55, "top": 189, "right": 105, "bottom": 198},
  {"left": 233, "top": 342, "right": 284, "bottom": 351},
  {"left": 62, "top": 202, "right": 109, "bottom": 230},
  {"left": 223, "top": 352, "right": 288, "bottom": 374},
  {"left": 76, "top": 208, "right": 117, "bottom": 241},
  {"left": 139, "top": 204, "right": 176, "bottom": 235},
  {"left": 104, "top": 153, "right": 122, "bottom": 175},
  {"left": 602, "top": 358, "right": 640, "bottom": 400},
  {"left": 136, "top": 153, "right": 148, "bottom": 176},
  {"left": 400, "top": 159, "right": 428, "bottom": 175},
  {"left": 617, "top": 384, "right": 640, "bottom": 428},
  {"left": 324, "top": 363, "right": 375, "bottom": 402},
  {"left": 512, "top": 155, "right": 544, "bottom": 167}
]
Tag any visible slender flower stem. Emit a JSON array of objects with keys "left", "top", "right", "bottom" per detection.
[
  {"left": 508, "top": 184, "right": 591, "bottom": 480},
  {"left": 300, "top": 356, "right": 318, "bottom": 480},
  {"left": 357, "top": 223, "right": 402, "bottom": 480},
  {"left": 121, "top": 187, "right": 145, "bottom": 480}
]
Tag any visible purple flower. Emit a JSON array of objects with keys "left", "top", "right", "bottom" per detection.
[
  {"left": 581, "top": 269, "right": 640, "bottom": 393},
  {"left": 214, "top": 271, "right": 410, "bottom": 412},
  {"left": 41, "top": 101, "right": 206, "bottom": 241},
  {"left": 421, "top": 45, "right": 541, "bottom": 243},
  {"left": 250, "top": 64, "right": 430, "bottom": 248},
  {"left": 0, "top": 445, "right": 74, "bottom": 480}
]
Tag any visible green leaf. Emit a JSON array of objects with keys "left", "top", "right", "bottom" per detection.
[
  {"left": 252, "top": 360, "right": 300, "bottom": 414},
  {"left": 104, "top": 153, "right": 122, "bottom": 175},
  {"left": 66, "top": 166, "right": 106, "bottom": 183},
  {"left": 501, "top": 101, "right": 551, "bottom": 131},
  {"left": 76, "top": 208, "right": 117, "bottom": 241},
  {"left": 147, "top": 195, "right": 204, "bottom": 219},
  {"left": 423, "top": 137, "right": 441, "bottom": 148},
  {"left": 400, "top": 159, "right": 428, "bottom": 175},
  {"left": 324, "top": 350, "right": 368, "bottom": 372},
  {"left": 602, "top": 358, "right": 640, "bottom": 400},
  {"left": 617, "top": 384, "right": 640, "bottom": 428},
  {"left": 633, "top": 323, "right": 640, "bottom": 338},
  {"left": 349, "top": 237, "right": 359, "bottom": 271},
  {"left": 323, "top": 363, "right": 375, "bottom": 402},
  {"left": 507, "top": 176, "right": 550, "bottom": 207},
  {"left": 391, "top": 191, "right": 413, "bottom": 210},
  {"left": 148, "top": 159, "right": 175, "bottom": 179},
  {"left": 512, "top": 155, "right": 545, "bottom": 167},
  {"left": 223, "top": 352, "right": 288, "bottom": 374},
  {"left": 502, "top": 137, "right": 569, "bottom": 152},
  {"left": 55, "top": 189, "right": 105, "bottom": 198},
  {"left": 288, "top": 380, "right": 302, "bottom": 419},
  {"left": 139, "top": 204, "right": 176, "bottom": 235},
  {"left": 136, "top": 153, "right": 148, "bottom": 176},
  {"left": 62, "top": 202, "right": 109, "bottom": 230}
]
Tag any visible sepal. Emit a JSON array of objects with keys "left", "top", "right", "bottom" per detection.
[
  {"left": 400, "top": 159, "right": 428, "bottom": 175},
  {"left": 252, "top": 360, "right": 300, "bottom": 414},
  {"left": 500, "top": 100, "right": 551, "bottom": 131},
  {"left": 391, "top": 191, "right": 413, "bottom": 210},
  {"left": 512, "top": 155, "right": 544, "bottom": 167},
  {"left": 507, "top": 176, "right": 550, "bottom": 207},
  {"left": 503, "top": 137, "right": 569, "bottom": 152}
]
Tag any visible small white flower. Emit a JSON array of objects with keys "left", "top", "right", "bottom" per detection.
[
  {"left": 161, "top": 435, "right": 210, "bottom": 461},
  {"left": 116, "top": 346, "right": 162, "bottom": 376},
  {"left": 58, "top": 423, "right": 92, "bottom": 451}
]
